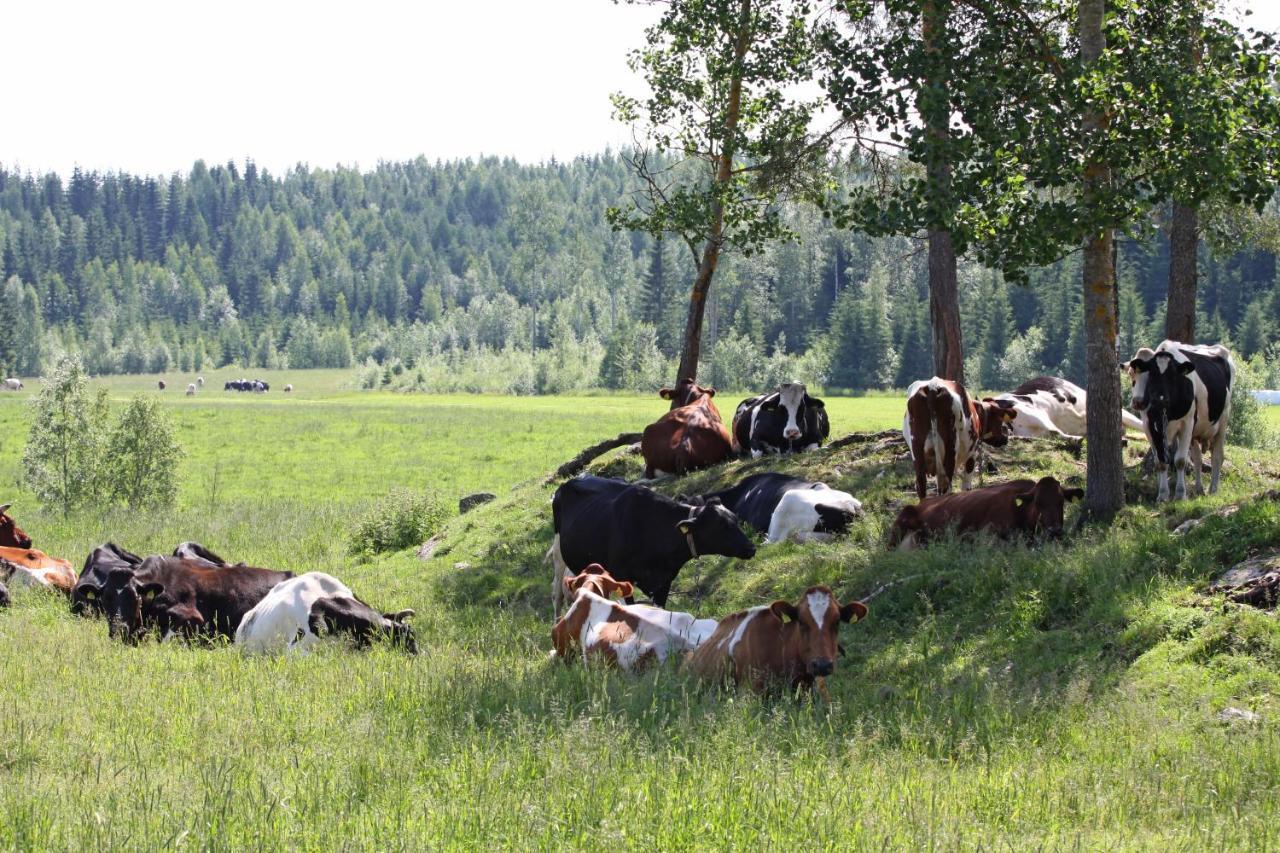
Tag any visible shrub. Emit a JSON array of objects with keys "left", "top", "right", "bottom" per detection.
[
  {"left": 23, "top": 354, "right": 110, "bottom": 516},
  {"left": 1228, "top": 355, "right": 1277, "bottom": 449},
  {"left": 103, "top": 396, "right": 183, "bottom": 509},
  {"left": 351, "top": 488, "right": 451, "bottom": 555}
]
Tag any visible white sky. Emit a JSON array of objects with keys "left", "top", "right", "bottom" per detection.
[{"left": 4, "top": 0, "right": 1279, "bottom": 178}]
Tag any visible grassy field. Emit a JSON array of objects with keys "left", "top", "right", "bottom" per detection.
[{"left": 1, "top": 373, "right": 1280, "bottom": 849}]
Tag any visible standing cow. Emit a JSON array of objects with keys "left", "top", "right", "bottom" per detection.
[
  {"left": 640, "top": 379, "right": 733, "bottom": 479},
  {"left": 904, "top": 377, "right": 1016, "bottom": 499},
  {"left": 186, "top": 383, "right": 197, "bottom": 396},
  {"left": 2, "top": 378, "right": 22, "bottom": 391},
  {"left": 157, "top": 380, "right": 166, "bottom": 390},
  {"left": 732, "top": 382, "right": 830, "bottom": 456},
  {"left": 1128, "top": 341, "right": 1235, "bottom": 501}
]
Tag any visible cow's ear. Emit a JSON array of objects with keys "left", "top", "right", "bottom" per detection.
[
  {"left": 1003, "top": 409, "right": 1017, "bottom": 421},
  {"left": 1012, "top": 492, "right": 1032, "bottom": 509},
  {"left": 806, "top": 395, "right": 825, "bottom": 408},
  {"left": 1178, "top": 361, "right": 1196, "bottom": 375},
  {"left": 1064, "top": 488, "right": 1084, "bottom": 502},
  {"left": 78, "top": 583, "right": 101, "bottom": 600},
  {"left": 1128, "top": 358, "right": 1148, "bottom": 373},
  {"left": 658, "top": 387, "right": 674, "bottom": 399},
  {"left": 840, "top": 600, "right": 868, "bottom": 623},
  {"left": 605, "top": 579, "right": 634, "bottom": 600},
  {"left": 704, "top": 387, "right": 716, "bottom": 397},
  {"left": 139, "top": 582, "right": 164, "bottom": 602},
  {"left": 770, "top": 600, "right": 799, "bottom": 622}
]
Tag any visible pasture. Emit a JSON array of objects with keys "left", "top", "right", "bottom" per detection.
[{"left": 1, "top": 374, "right": 1280, "bottom": 849}]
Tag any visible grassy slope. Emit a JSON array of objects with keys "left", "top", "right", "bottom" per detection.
[{"left": 1, "top": 375, "right": 1279, "bottom": 848}]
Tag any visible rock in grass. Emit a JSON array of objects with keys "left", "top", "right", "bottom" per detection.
[
  {"left": 1210, "top": 551, "right": 1280, "bottom": 609},
  {"left": 1217, "top": 707, "right": 1260, "bottom": 724},
  {"left": 417, "top": 535, "right": 442, "bottom": 560},
  {"left": 459, "top": 493, "right": 496, "bottom": 514}
]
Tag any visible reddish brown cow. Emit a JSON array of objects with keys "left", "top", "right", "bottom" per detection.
[
  {"left": 684, "top": 586, "right": 868, "bottom": 693},
  {"left": 888, "top": 476, "right": 1084, "bottom": 548},
  {"left": 0, "top": 504, "right": 33, "bottom": 548},
  {"left": 641, "top": 379, "right": 733, "bottom": 479},
  {"left": 903, "top": 377, "right": 1015, "bottom": 499},
  {"left": 0, "top": 547, "right": 77, "bottom": 594}
]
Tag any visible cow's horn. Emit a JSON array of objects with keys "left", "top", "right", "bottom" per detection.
[{"left": 0, "top": 503, "right": 12, "bottom": 515}]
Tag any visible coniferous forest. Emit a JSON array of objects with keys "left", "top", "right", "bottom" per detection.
[{"left": 0, "top": 156, "right": 1276, "bottom": 393}]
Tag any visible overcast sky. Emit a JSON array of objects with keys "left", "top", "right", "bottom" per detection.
[{"left": 6, "top": 0, "right": 1278, "bottom": 178}]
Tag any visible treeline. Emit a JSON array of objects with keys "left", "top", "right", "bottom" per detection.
[{"left": 0, "top": 156, "right": 1275, "bottom": 390}]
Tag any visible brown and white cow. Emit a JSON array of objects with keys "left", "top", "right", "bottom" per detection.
[
  {"left": 684, "top": 586, "right": 868, "bottom": 693},
  {"left": 0, "top": 504, "right": 33, "bottom": 549},
  {"left": 0, "top": 547, "right": 77, "bottom": 595},
  {"left": 640, "top": 379, "right": 733, "bottom": 479},
  {"left": 903, "top": 377, "right": 1015, "bottom": 499},
  {"left": 888, "top": 476, "right": 1083, "bottom": 548}
]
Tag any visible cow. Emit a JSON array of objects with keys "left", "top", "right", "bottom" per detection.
[
  {"left": 0, "top": 547, "right": 77, "bottom": 595},
  {"left": 703, "top": 473, "right": 862, "bottom": 543},
  {"left": 903, "top": 377, "right": 1016, "bottom": 499},
  {"left": 0, "top": 504, "right": 33, "bottom": 549},
  {"left": 984, "top": 376, "right": 1145, "bottom": 439},
  {"left": 640, "top": 379, "right": 733, "bottom": 479},
  {"left": 76, "top": 557, "right": 293, "bottom": 644},
  {"left": 551, "top": 568, "right": 719, "bottom": 672},
  {"left": 685, "top": 586, "right": 868, "bottom": 693},
  {"left": 196, "top": 376, "right": 204, "bottom": 388},
  {"left": 1128, "top": 341, "right": 1235, "bottom": 501},
  {"left": 2, "top": 378, "right": 22, "bottom": 391},
  {"left": 284, "top": 384, "right": 293, "bottom": 393},
  {"left": 172, "top": 541, "right": 232, "bottom": 567},
  {"left": 887, "top": 476, "right": 1084, "bottom": 548},
  {"left": 548, "top": 475, "right": 756, "bottom": 618},
  {"left": 186, "top": 383, "right": 197, "bottom": 396},
  {"left": 731, "top": 382, "right": 830, "bottom": 457},
  {"left": 157, "top": 380, "right": 166, "bottom": 390},
  {"left": 236, "top": 572, "right": 417, "bottom": 654},
  {"left": 72, "top": 543, "right": 144, "bottom": 616}
]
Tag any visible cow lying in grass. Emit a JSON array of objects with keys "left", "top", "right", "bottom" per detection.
[
  {"left": 703, "top": 472, "right": 862, "bottom": 543},
  {"left": 236, "top": 572, "right": 417, "bottom": 654},
  {"left": 888, "top": 476, "right": 1083, "bottom": 548},
  {"left": 0, "top": 548, "right": 77, "bottom": 595}
]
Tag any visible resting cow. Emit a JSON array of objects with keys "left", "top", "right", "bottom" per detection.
[
  {"left": 985, "top": 377, "right": 1145, "bottom": 439},
  {"left": 236, "top": 572, "right": 417, "bottom": 654},
  {"left": 640, "top": 379, "right": 733, "bottom": 479},
  {"left": 1128, "top": 341, "right": 1235, "bottom": 501},
  {"left": 0, "top": 503, "right": 33, "bottom": 548},
  {"left": 685, "top": 586, "right": 868, "bottom": 693},
  {"left": 548, "top": 475, "right": 755, "bottom": 618},
  {"left": 731, "top": 382, "right": 829, "bottom": 457},
  {"left": 904, "top": 377, "right": 1015, "bottom": 499},
  {"left": 888, "top": 476, "right": 1083, "bottom": 548},
  {"left": 72, "top": 543, "right": 144, "bottom": 616},
  {"left": 704, "top": 473, "right": 862, "bottom": 543},
  {"left": 0, "top": 548, "right": 77, "bottom": 595},
  {"left": 78, "top": 557, "right": 292, "bottom": 644}
]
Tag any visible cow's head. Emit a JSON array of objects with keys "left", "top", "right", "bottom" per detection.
[
  {"left": 974, "top": 401, "right": 1017, "bottom": 447},
  {"left": 771, "top": 586, "right": 867, "bottom": 678},
  {"left": 1012, "top": 476, "right": 1083, "bottom": 539},
  {"left": 564, "top": 564, "right": 634, "bottom": 601},
  {"left": 0, "top": 504, "right": 32, "bottom": 549},
  {"left": 769, "top": 382, "right": 824, "bottom": 441},
  {"left": 659, "top": 378, "right": 714, "bottom": 408},
  {"left": 677, "top": 498, "right": 756, "bottom": 560},
  {"left": 381, "top": 609, "right": 418, "bottom": 654},
  {"left": 80, "top": 568, "right": 165, "bottom": 644}
]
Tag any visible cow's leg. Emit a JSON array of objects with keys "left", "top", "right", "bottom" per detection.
[
  {"left": 547, "top": 534, "right": 570, "bottom": 621},
  {"left": 1210, "top": 429, "right": 1226, "bottom": 495},
  {"left": 961, "top": 455, "right": 975, "bottom": 492},
  {"left": 1189, "top": 442, "right": 1205, "bottom": 496},
  {"left": 912, "top": 436, "right": 929, "bottom": 499},
  {"left": 1157, "top": 466, "right": 1171, "bottom": 502},
  {"left": 1173, "top": 426, "right": 1194, "bottom": 501},
  {"left": 650, "top": 581, "right": 672, "bottom": 609}
]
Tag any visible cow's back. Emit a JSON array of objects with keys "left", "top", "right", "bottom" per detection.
[
  {"left": 894, "top": 479, "right": 1032, "bottom": 541},
  {"left": 1179, "top": 346, "right": 1234, "bottom": 429}
]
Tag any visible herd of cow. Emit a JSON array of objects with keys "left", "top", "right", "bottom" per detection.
[
  {"left": 0, "top": 337, "right": 1238, "bottom": 696},
  {"left": 546, "top": 339, "right": 1238, "bottom": 694}
]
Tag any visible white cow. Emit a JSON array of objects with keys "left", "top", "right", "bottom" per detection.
[
  {"left": 186, "top": 383, "right": 197, "bottom": 396},
  {"left": 986, "top": 376, "right": 1145, "bottom": 439},
  {"left": 2, "top": 378, "right": 22, "bottom": 391},
  {"left": 284, "top": 384, "right": 293, "bottom": 393},
  {"left": 236, "top": 572, "right": 416, "bottom": 654}
]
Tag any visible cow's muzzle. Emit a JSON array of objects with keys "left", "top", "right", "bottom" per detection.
[
  {"left": 784, "top": 428, "right": 801, "bottom": 439},
  {"left": 808, "top": 658, "right": 834, "bottom": 677}
]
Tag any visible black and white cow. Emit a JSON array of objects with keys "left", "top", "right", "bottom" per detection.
[
  {"left": 71, "top": 543, "right": 144, "bottom": 616},
  {"left": 985, "top": 376, "right": 1146, "bottom": 439},
  {"left": 1128, "top": 341, "right": 1235, "bottom": 501},
  {"left": 732, "top": 382, "right": 830, "bottom": 457},
  {"left": 703, "top": 473, "right": 863, "bottom": 543}
]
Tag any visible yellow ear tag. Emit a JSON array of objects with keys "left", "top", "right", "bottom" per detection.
[
  {"left": 85, "top": 591, "right": 96, "bottom": 600},
  {"left": 144, "top": 590, "right": 157, "bottom": 601}
]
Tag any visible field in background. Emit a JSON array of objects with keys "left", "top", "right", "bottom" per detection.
[{"left": 0, "top": 371, "right": 1279, "bottom": 847}]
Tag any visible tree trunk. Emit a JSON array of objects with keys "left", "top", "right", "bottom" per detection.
[
  {"left": 922, "top": 0, "right": 963, "bottom": 383},
  {"left": 674, "top": 0, "right": 752, "bottom": 396},
  {"left": 1081, "top": 0, "right": 1125, "bottom": 520},
  {"left": 1166, "top": 12, "right": 1202, "bottom": 345}
]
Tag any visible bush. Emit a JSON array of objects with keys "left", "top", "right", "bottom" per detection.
[
  {"left": 103, "top": 396, "right": 183, "bottom": 509},
  {"left": 1229, "top": 355, "right": 1277, "bottom": 449},
  {"left": 23, "top": 354, "right": 110, "bottom": 516},
  {"left": 351, "top": 488, "right": 451, "bottom": 555}
]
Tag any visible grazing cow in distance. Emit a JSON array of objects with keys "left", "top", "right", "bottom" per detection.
[
  {"left": 548, "top": 475, "right": 756, "bottom": 618},
  {"left": 704, "top": 473, "right": 862, "bottom": 543},
  {"left": 1129, "top": 341, "right": 1235, "bottom": 501},
  {"left": 196, "top": 376, "right": 204, "bottom": 387},
  {"left": 985, "top": 376, "right": 1145, "bottom": 439},
  {"left": 157, "top": 380, "right": 166, "bottom": 390},
  {"left": 2, "top": 378, "right": 22, "bottom": 391},
  {"left": 236, "top": 572, "right": 417, "bottom": 654},
  {"left": 0, "top": 504, "right": 33, "bottom": 549},
  {"left": 284, "top": 384, "right": 293, "bottom": 393},
  {"left": 72, "top": 543, "right": 144, "bottom": 616},
  {"left": 640, "top": 379, "right": 733, "bottom": 479},
  {"left": 77, "top": 557, "right": 292, "bottom": 644},
  {"left": 888, "top": 476, "right": 1083, "bottom": 549},
  {"left": 732, "top": 382, "right": 830, "bottom": 457},
  {"left": 0, "top": 547, "right": 77, "bottom": 595},
  {"left": 904, "top": 377, "right": 1016, "bottom": 499},
  {"left": 685, "top": 586, "right": 868, "bottom": 693},
  {"left": 186, "top": 383, "right": 196, "bottom": 396}
]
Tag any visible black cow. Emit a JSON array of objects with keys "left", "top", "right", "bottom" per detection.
[
  {"left": 78, "top": 557, "right": 292, "bottom": 644},
  {"left": 72, "top": 543, "right": 144, "bottom": 616},
  {"left": 732, "top": 382, "right": 829, "bottom": 457},
  {"left": 548, "top": 476, "right": 756, "bottom": 618},
  {"left": 703, "top": 472, "right": 863, "bottom": 543},
  {"left": 1128, "top": 341, "right": 1235, "bottom": 501},
  {"left": 0, "top": 580, "right": 8, "bottom": 609}
]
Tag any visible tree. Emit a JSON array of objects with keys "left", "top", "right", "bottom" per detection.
[
  {"left": 609, "top": 0, "right": 831, "bottom": 396},
  {"left": 22, "top": 354, "right": 108, "bottom": 516},
  {"left": 103, "top": 396, "right": 183, "bottom": 510}
]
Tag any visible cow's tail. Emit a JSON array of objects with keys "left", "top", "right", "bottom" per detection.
[
  {"left": 925, "top": 383, "right": 948, "bottom": 475},
  {"left": 547, "top": 534, "right": 570, "bottom": 622}
]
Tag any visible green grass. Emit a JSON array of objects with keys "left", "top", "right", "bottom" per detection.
[{"left": 2, "top": 372, "right": 1280, "bottom": 849}]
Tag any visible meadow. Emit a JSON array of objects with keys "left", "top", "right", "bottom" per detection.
[{"left": 1, "top": 372, "right": 1279, "bottom": 849}]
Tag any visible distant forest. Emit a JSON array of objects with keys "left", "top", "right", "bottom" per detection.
[{"left": 0, "top": 155, "right": 1276, "bottom": 392}]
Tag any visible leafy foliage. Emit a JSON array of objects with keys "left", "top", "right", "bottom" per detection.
[
  {"left": 22, "top": 354, "right": 109, "bottom": 515},
  {"left": 102, "top": 396, "right": 183, "bottom": 509},
  {"left": 351, "top": 488, "right": 451, "bottom": 555}
]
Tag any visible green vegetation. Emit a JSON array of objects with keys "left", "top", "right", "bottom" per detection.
[
  {"left": 0, "top": 376, "right": 1278, "bottom": 847},
  {"left": 351, "top": 488, "right": 450, "bottom": 556}
]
